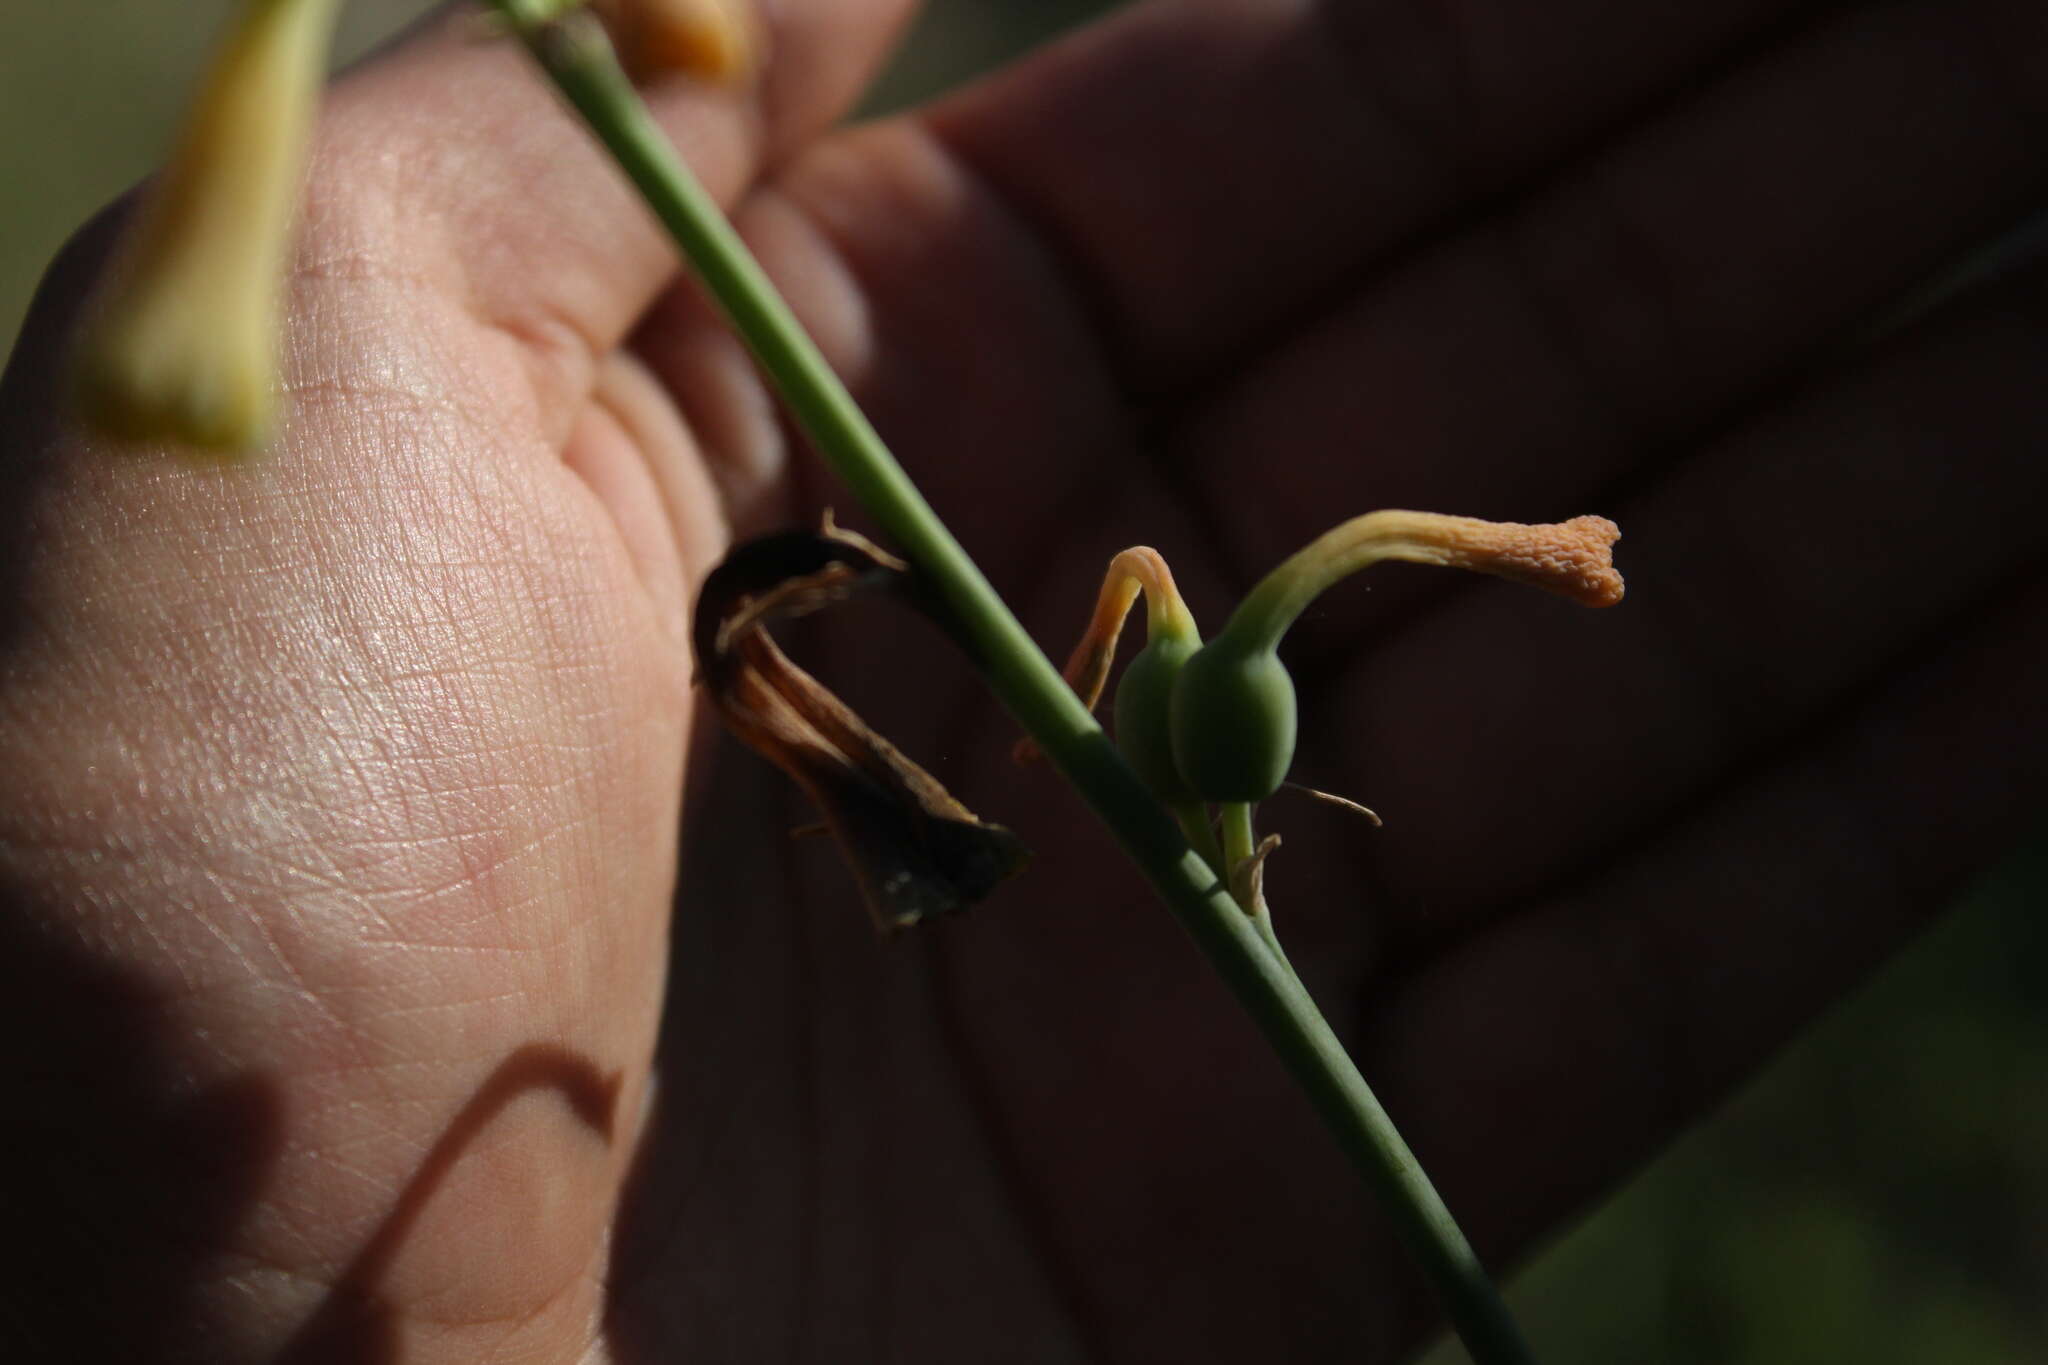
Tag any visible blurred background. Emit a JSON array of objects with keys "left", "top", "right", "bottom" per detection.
[{"left": 4, "top": 3, "right": 2044, "bottom": 1360}]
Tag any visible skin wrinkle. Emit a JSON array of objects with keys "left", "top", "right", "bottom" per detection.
[
  {"left": 205, "top": 864, "right": 366, "bottom": 1037},
  {"left": 10, "top": 694, "right": 390, "bottom": 1038},
  {"left": 242, "top": 482, "right": 626, "bottom": 982},
  {"left": 286, "top": 367, "right": 513, "bottom": 448},
  {"left": 244, "top": 736, "right": 463, "bottom": 930},
  {"left": 920, "top": 93, "right": 1157, "bottom": 399},
  {"left": 1379, "top": 550, "right": 2048, "bottom": 995},
  {"left": 628, "top": 291, "right": 790, "bottom": 532},
  {"left": 928, "top": 0, "right": 1819, "bottom": 400},
  {"left": 772, "top": 117, "right": 1134, "bottom": 592},
  {"left": 1171, "top": 0, "right": 2048, "bottom": 666},
  {"left": 470, "top": 1262, "right": 607, "bottom": 1364},
  {"left": 1324, "top": 582, "right": 1704, "bottom": 963},
  {"left": 1488, "top": 202, "right": 1666, "bottom": 451},
  {"left": 1388, "top": 557, "right": 2021, "bottom": 1186},
  {"left": 1313, "top": 0, "right": 1479, "bottom": 178},
  {"left": 921, "top": 931, "right": 1116, "bottom": 1365},
  {"left": 569, "top": 354, "right": 703, "bottom": 642}
]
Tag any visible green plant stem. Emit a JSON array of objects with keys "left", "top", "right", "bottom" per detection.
[
  {"left": 1173, "top": 801, "right": 1226, "bottom": 879},
  {"left": 1221, "top": 800, "right": 1258, "bottom": 872},
  {"left": 491, "top": 12, "right": 1533, "bottom": 1362}
]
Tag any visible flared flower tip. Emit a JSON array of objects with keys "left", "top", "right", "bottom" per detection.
[
  {"left": 1484, "top": 514, "right": 1626, "bottom": 608},
  {"left": 1392, "top": 511, "right": 1625, "bottom": 608}
]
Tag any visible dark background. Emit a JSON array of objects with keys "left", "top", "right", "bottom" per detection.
[{"left": 4, "top": 3, "right": 2043, "bottom": 1360}]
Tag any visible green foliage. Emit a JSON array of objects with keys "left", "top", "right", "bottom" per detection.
[{"left": 1421, "top": 834, "right": 2048, "bottom": 1364}]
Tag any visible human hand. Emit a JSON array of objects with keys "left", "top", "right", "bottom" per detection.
[{"left": 4, "top": 1, "right": 2044, "bottom": 1361}]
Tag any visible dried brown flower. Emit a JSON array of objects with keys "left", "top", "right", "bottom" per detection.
[{"left": 693, "top": 520, "right": 1027, "bottom": 933}]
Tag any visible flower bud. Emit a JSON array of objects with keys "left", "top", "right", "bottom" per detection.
[
  {"left": 1114, "top": 633, "right": 1201, "bottom": 803},
  {"left": 1016, "top": 545, "right": 1201, "bottom": 799},
  {"left": 1169, "top": 638, "right": 1298, "bottom": 803}
]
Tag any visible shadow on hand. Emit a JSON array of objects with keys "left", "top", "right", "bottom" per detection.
[
  {"left": 276, "top": 1042, "right": 621, "bottom": 1364},
  {"left": 0, "top": 899, "right": 283, "bottom": 1364},
  {"left": 0, "top": 201, "right": 132, "bottom": 656},
  {"left": 0, "top": 879, "right": 623, "bottom": 1364}
]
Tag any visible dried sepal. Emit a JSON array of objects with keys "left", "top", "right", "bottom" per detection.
[
  {"left": 1229, "top": 833, "right": 1283, "bottom": 930},
  {"left": 693, "top": 519, "right": 1027, "bottom": 933}
]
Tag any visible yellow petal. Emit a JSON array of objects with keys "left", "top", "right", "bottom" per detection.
[{"left": 71, "top": 0, "right": 341, "bottom": 458}]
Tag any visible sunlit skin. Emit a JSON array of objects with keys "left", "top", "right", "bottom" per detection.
[{"left": 2, "top": 1, "right": 2044, "bottom": 1360}]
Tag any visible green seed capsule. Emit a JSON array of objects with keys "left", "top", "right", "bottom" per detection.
[
  {"left": 1169, "top": 637, "right": 1298, "bottom": 802},
  {"left": 1113, "top": 635, "right": 1200, "bottom": 803}
]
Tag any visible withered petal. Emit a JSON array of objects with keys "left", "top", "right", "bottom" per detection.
[{"left": 693, "top": 521, "right": 1028, "bottom": 933}]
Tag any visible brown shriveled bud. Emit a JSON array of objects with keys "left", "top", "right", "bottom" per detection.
[
  {"left": 694, "top": 517, "right": 1028, "bottom": 934},
  {"left": 589, "top": 0, "right": 758, "bottom": 84},
  {"left": 1228, "top": 833, "right": 1282, "bottom": 930}
]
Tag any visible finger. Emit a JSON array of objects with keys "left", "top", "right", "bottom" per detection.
[
  {"left": 306, "top": 0, "right": 917, "bottom": 437},
  {"left": 1178, "top": 0, "right": 2048, "bottom": 619},
  {"left": 929, "top": 0, "right": 1824, "bottom": 388},
  {"left": 1309, "top": 257, "right": 2048, "bottom": 934},
  {"left": 1357, "top": 563, "right": 2048, "bottom": 1290},
  {"left": 629, "top": 116, "right": 1141, "bottom": 569}
]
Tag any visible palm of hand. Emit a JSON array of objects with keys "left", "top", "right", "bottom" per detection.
[{"left": 5, "top": 1, "right": 2044, "bottom": 1362}]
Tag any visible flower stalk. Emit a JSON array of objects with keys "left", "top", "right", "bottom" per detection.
[{"left": 483, "top": 7, "right": 1538, "bottom": 1360}]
